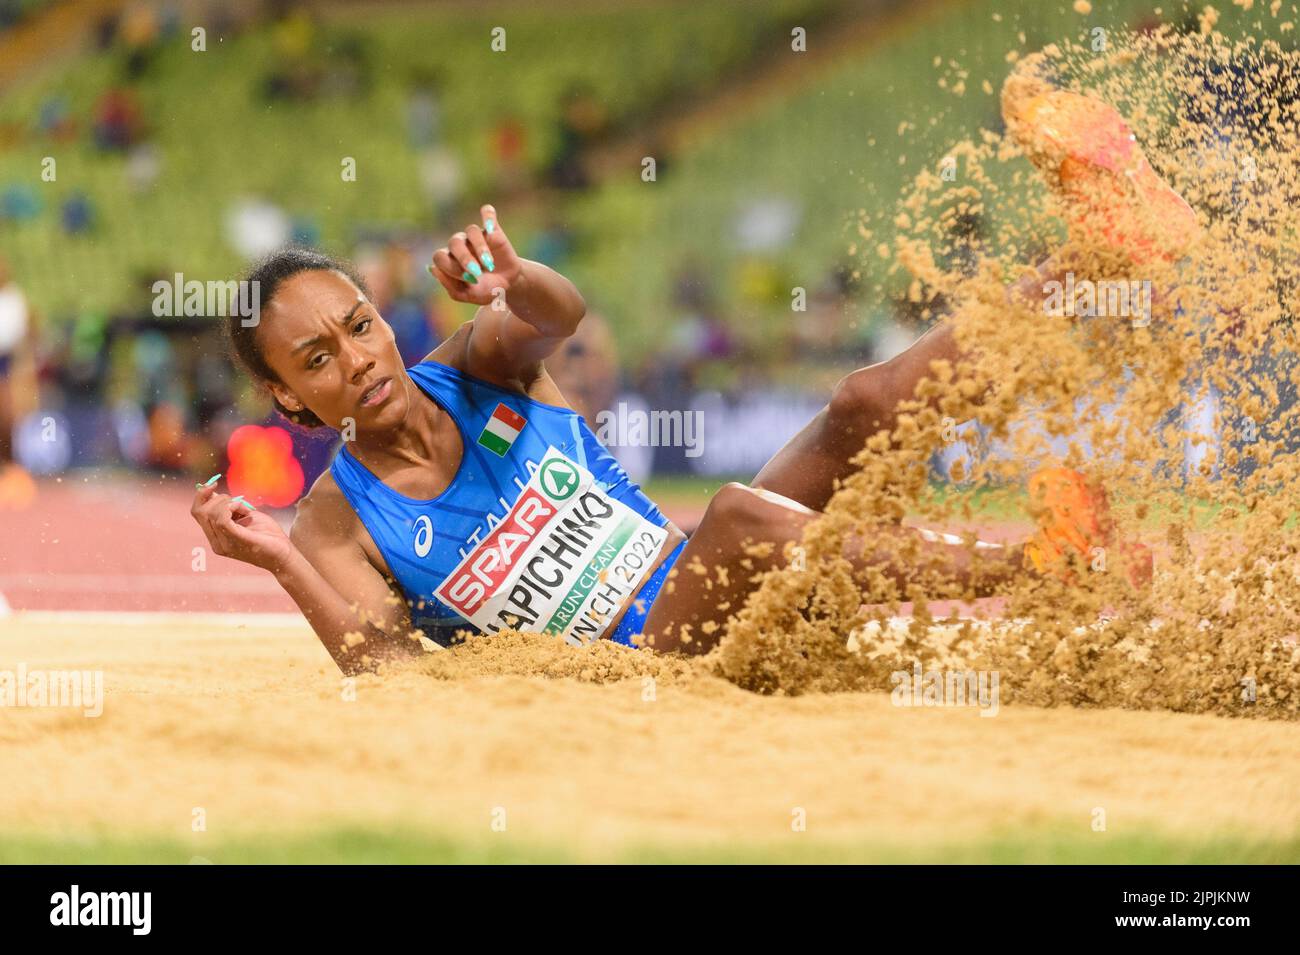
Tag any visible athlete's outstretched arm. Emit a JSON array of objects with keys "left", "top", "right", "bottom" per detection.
[
  {"left": 427, "top": 202, "right": 586, "bottom": 388},
  {"left": 191, "top": 481, "right": 420, "bottom": 675},
  {"left": 284, "top": 537, "right": 421, "bottom": 675}
]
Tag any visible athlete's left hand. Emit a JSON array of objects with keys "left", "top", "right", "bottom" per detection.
[{"left": 429, "top": 204, "right": 524, "bottom": 307}]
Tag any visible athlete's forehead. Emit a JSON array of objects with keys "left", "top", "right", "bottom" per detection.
[
  {"left": 258, "top": 270, "right": 370, "bottom": 356},
  {"left": 268, "top": 269, "right": 367, "bottom": 326}
]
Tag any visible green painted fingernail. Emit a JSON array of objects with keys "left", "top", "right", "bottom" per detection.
[
  {"left": 482, "top": 253, "right": 495, "bottom": 272},
  {"left": 461, "top": 271, "right": 478, "bottom": 285},
  {"left": 230, "top": 495, "right": 256, "bottom": 509},
  {"left": 467, "top": 261, "right": 482, "bottom": 278},
  {"left": 485, "top": 219, "right": 495, "bottom": 234},
  {"left": 202, "top": 473, "right": 222, "bottom": 487}
]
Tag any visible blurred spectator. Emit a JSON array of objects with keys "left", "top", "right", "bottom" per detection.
[
  {"left": 94, "top": 11, "right": 118, "bottom": 51},
  {"left": 0, "top": 257, "right": 36, "bottom": 506},
  {"left": 523, "top": 206, "right": 575, "bottom": 269},
  {"left": 549, "top": 84, "right": 610, "bottom": 190},
  {"left": 359, "top": 242, "right": 441, "bottom": 367},
  {"left": 61, "top": 193, "right": 95, "bottom": 235},
  {"left": 0, "top": 183, "right": 40, "bottom": 221},
  {"left": 792, "top": 268, "right": 857, "bottom": 361},
  {"left": 0, "top": 257, "right": 29, "bottom": 464},
  {"left": 490, "top": 114, "right": 530, "bottom": 193},
  {"left": 544, "top": 311, "right": 618, "bottom": 427},
  {"left": 0, "top": 0, "right": 33, "bottom": 31},
  {"left": 125, "top": 143, "right": 162, "bottom": 193},
  {"left": 118, "top": 2, "right": 161, "bottom": 80},
  {"left": 405, "top": 70, "right": 444, "bottom": 149},
  {"left": 321, "top": 32, "right": 372, "bottom": 99},
  {"left": 263, "top": 3, "right": 320, "bottom": 101},
  {"left": 668, "top": 265, "right": 735, "bottom": 362},
  {"left": 417, "top": 147, "right": 464, "bottom": 224},
  {"left": 735, "top": 256, "right": 787, "bottom": 307},
  {"left": 36, "top": 95, "right": 76, "bottom": 141},
  {"left": 92, "top": 87, "right": 145, "bottom": 152},
  {"left": 225, "top": 196, "right": 293, "bottom": 260},
  {"left": 53, "top": 311, "right": 113, "bottom": 468},
  {"left": 629, "top": 264, "right": 739, "bottom": 411}
]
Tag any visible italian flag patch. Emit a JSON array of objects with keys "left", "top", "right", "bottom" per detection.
[{"left": 477, "top": 403, "right": 526, "bottom": 457}]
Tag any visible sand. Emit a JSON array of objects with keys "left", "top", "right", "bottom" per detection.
[
  {"left": 2, "top": 615, "right": 1298, "bottom": 857},
  {"left": 712, "top": 22, "right": 1300, "bottom": 715}
]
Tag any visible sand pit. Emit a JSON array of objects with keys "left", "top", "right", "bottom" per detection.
[{"left": 2, "top": 613, "right": 1297, "bottom": 862}]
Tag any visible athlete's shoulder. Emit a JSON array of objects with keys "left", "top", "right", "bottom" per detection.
[
  {"left": 419, "top": 322, "right": 474, "bottom": 372},
  {"left": 420, "top": 318, "right": 571, "bottom": 409},
  {"left": 290, "top": 468, "right": 358, "bottom": 549}
]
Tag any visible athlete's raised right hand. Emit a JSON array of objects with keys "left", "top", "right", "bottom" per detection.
[
  {"left": 428, "top": 203, "right": 523, "bottom": 308},
  {"left": 190, "top": 480, "right": 295, "bottom": 574}
]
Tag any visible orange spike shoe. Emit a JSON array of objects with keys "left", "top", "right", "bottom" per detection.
[
  {"left": 1024, "top": 466, "right": 1152, "bottom": 588},
  {"left": 1003, "top": 86, "right": 1201, "bottom": 265}
]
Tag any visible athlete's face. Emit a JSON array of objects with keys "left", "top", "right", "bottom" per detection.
[{"left": 257, "top": 270, "right": 411, "bottom": 432}]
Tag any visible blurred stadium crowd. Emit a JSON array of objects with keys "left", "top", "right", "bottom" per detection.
[
  {"left": 1, "top": 0, "right": 914, "bottom": 507},
  {"left": 0, "top": 0, "right": 1270, "bottom": 509}
]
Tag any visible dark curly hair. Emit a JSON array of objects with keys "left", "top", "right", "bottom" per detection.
[{"left": 226, "top": 248, "right": 371, "bottom": 429}]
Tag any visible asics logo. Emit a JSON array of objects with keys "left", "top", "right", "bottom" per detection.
[{"left": 413, "top": 514, "right": 434, "bottom": 558}]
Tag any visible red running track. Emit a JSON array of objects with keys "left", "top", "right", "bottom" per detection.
[
  {"left": 0, "top": 474, "right": 709, "bottom": 614},
  {"left": 1, "top": 475, "right": 295, "bottom": 613},
  {"left": 1, "top": 475, "right": 1021, "bottom": 619}
]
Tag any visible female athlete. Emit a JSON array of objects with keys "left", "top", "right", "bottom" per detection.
[{"left": 193, "top": 85, "right": 1179, "bottom": 673}]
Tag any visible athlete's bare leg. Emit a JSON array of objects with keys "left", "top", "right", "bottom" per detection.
[
  {"left": 642, "top": 483, "right": 1023, "bottom": 655},
  {"left": 750, "top": 260, "right": 1060, "bottom": 513},
  {"left": 649, "top": 263, "right": 1063, "bottom": 654},
  {"left": 750, "top": 323, "right": 962, "bottom": 512}
]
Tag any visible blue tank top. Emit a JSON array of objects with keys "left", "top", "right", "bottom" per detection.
[{"left": 329, "top": 359, "right": 670, "bottom": 645}]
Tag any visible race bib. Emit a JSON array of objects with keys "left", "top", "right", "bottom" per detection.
[{"left": 434, "top": 447, "right": 669, "bottom": 644}]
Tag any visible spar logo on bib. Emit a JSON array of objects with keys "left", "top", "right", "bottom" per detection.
[
  {"left": 433, "top": 445, "right": 669, "bottom": 642},
  {"left": 477, "top": 403, "right": 526, "bottom": 457}
]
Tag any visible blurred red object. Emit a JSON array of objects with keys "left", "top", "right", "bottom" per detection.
[{"left": 227, "top": 424, "right": 305, "bottom": 508}]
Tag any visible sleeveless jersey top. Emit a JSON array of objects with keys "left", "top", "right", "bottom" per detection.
[{"left": 329, "top": 359, "right": 670, "bottom": 646}]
